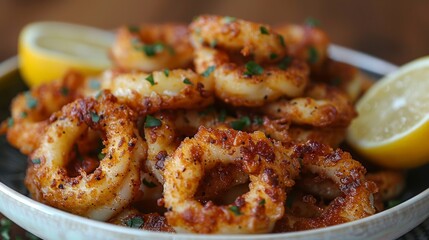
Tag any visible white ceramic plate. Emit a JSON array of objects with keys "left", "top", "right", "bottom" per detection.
[{"left": 0, "top": 45, "right": 428, "bottom": 240}]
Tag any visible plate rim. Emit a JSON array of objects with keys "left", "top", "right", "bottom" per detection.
[{"left": 1, "top": 46, "right": 428, "bottom": 240}]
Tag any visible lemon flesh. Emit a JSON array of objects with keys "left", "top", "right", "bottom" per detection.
[
  {"left": 347, "top": 57, "right": 429, "bottom": 168},
  {"left": 19, "top": 22, "right": 115, "bottom": 87}
]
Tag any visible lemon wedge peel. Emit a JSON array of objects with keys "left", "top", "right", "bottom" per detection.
[
  {"left": 347, "top": 56, "right": 429, "bottom": 168},
  {"left": 19, "top": 22, "right": 115, "bottom": 87}
]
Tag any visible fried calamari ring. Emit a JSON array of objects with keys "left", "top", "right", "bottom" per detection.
[
  {"left": 190, "top": 15, "right": 288, "bottom": 63},
  {"left": 100, "top": 69, "right": 214, "bottom": 114},
  {"left": 25, "top": 93, "right": 146, "bottom": 221},
  {"left": 5, "top": 71, "right": 86, "bottom": 154},
  {"left": 275, "top": 24, "right": 330, "bottom": 68},
  {"left": 261, "top": 83, "right": 356, "bottom": 127},
  {"left": 163, "top": 127, "right": 300, "bottom": 234},
  {"left": 274, "top": 141, "right": 377, "bottom": 232},
  {"left": 111, "top": 24, "right": 193, "bottom": 71},
  {"left": 193, "top": 44, "right": 309, "bottom": 107}
]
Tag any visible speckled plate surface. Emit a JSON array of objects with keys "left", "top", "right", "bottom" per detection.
[{"left": 0, "top": 46, "right": 428, "bottom": 240}]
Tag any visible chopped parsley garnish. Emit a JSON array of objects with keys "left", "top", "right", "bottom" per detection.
[
  {"left": 228, "top": 205, "right": 242, "bottom": 216},
  {"left": 60, "top": 87, "right": 69, "bottom": 96},
  {"left": 89, "top": 79, "right": 101, "bottom": 90},
  {"left": 278, "top": 35, "right": 286, "bottom": 48},
  {"left": 230, "top": 116, "right": 251, "bottom": 130},
  {"left": 97, "top": 152, "right": 106, "bottom": 160},
  {"left": 253, "top": 116, "right": 263, "bottom": 125},
  {"left": 305, "top": 17, "right": 321, "bottom": 27},
  {"left": 20, "top": 112, "right": 28, "bottom": 118},
  {"left": 331, "top": 77, "right": 342, "bottom": 86},
  {"left": 163, "top": 69, "right": 170, "bottom": 77},
  {"left": 7, "top": 118, "right": 13, "bottom": 127},
  {"left": 95, "top": 91, "right": 103, "bottom": 100},
  {"left": 270, "top": 53, "right": 278, "bottom": 60},
  {"left": 308, "top": 47, "right": 319, "bottom": 64},
  {"left": 25, "top": 92, "right": 38, "bottom": 109},
  {"left": 141, "top": 43, "right": 165, "bottom": 57},
  {"left": 202, "top": 65, "right": 215, "bottom": 77},
  {"left": 244, "top": 61, "right": 264, "bottom": 76},
  {"left": 259, "top": 199, "right": 266, "bottom": 206},
  {"left": 0, "top": 218, "right": 12, "bottom": 240},
  {"left": 128, "top": 25, "right": 140, "bottom": 33},
  {"left": 387, "top": 199, "right": 402, "bottom": 209},
  {"left": 125, "top": 216, "right": 144, "bottom": 228},
  {"left": 90, "top": 112, "right": 100, "bottom": 123},
  {"left": 278, "top": 56, "right": 292, "bottom": 70},
  {"left": 145, "top": 74, "right": 155, "bottom": 86},
  {"left": 144, "top": 115, "right": 162, "bottom": 128},
  {"left": 198, "top": 106, "right": 215, "bottom": 116},
  {"left": 218, "top": 109, "right": 227, "bottom": 122},
  {"left": 31, "top": 158, "right": 41, "bottom": 164},
  {"left": 142, "top": 178, "right": 157, "bottom": 188},
  {"left": 260, "top": 26, "right": 269, "bottom": 35},
  {"left": 183, "top": 78, "right": 193, "bottom": 85},
  {"left": 223, "top": 16, "right": 236, "bottom": 23},
  {"left": 210, "top": 39, "right": 218, "bottom": 48},
  {"left": 286, "top": 192, "right": 296, "bottom": 209}
]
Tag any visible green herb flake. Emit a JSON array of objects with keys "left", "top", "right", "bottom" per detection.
[
  {"left": 198, "top": 106, "right": 215, "bottom": 116},
  {"left": 228, "top": 205, "right": 242, "bottom": 216},
  {"left": 183, "top": 78, "right": 193, "bottom": 85},
  {"left": 202, "top": 65, "right": 216, "bottom": 77},
  {"left": 308, "top": 47, "right": 319, "bottom": 64},
  {"left": 210, "top": 39, "right": 218, "bottom": 48},
  {"left": 128, "top": 25, "right": 140, "bottom": 33},
  {"left": 305, "top": 17, "right": 321, "bottom": 27},
  {"left": 145, "top": 115, "right": 162, "bottom": 128},
  {"left": 286, "top": 192, "right": 296, "bottom": 209},
  {"left": 59, "top": 87, "right": 69, "bottom": 96},
  {"left": 259, "top": 199, "right": 266, "bottom": 206},
  {"left": 260, "top": 26, "right": 269, "bottom": 35},
  {"left": 1, "top": 229, "right": 10, "bottom": 240},
  {"left": 7, "top": 118, "right": 13, "bottom": 127},
  {"left": 218, "top": 109, "right": 227, "bottom": 122},
  {"left": 387, "top": 199, "right": 402, "bottom": 209},
  {"left": 223, "top": 16, "right": 236, "bottom": 24},
  {"left": 145, "top": 74, "right": 155, "bottom": 86},
  {"left": 25, "top": 92, "right": 38, "bottom": 109},
  {"left": 95, "top": 91, "right": 103, "bottom": 100},
  {"left": 31, "top": 158, "right": 41, "bottom": 164},
  {"left": 278, "top": 35, "right": 286, "bottom": 48},
  {"left": 244, "top": 61, "right": 264, "bottom": 76},
  {"left": 89, "top": 79, "right": 101, "bottom": 90},
  {"left": 230, "top": 116, "right": 251, "bottom": 130},
  {"left": 163, "top": 69, "right": 170, "bottom": 77},
  {"left": 25, "top": 232, "right": 41, "bottom": 240},
  {"left": 331, "top": 77, "right": 342, "bottom": 86},
  {"left": 90, "top": 112, "right": 100, "bottom": 123},
  {"left": 97, "top": 152, "right": 106, "bottom": 160},
  {"left": 143, "top": 178, "right": 157, "bottom": 188},
  {"left": 21, "top": 111, "right": 28, "bottom": 118},
  {"left": 142, "top": 43, "right": 164, "bottom": 57},
  {"left": 269, "top": 53, "right": 278, "bottom": 60},
  {"left": 254, "top": 116, "right": 263, "bottom": 125},
  {"left": 278, "top": 56, "right": 292, "bottom": 70},
  {"left": 0, "top": 218, "right": 12, "bottom": 228},
  {"left": 125, "top": 216, "right": 144, "bottom": 228}
]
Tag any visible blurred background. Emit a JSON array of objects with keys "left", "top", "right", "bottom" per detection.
[{"left": 0, "top": 0, "right": 429, "bottom": 65}]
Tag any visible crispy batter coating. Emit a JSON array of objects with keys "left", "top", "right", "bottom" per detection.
[
  {"left": 25, "top": 94, "right": 146, "bottom": 221},
  {"left": 163, "top": 127, "right": 300, "bottom": 233},
  {"left": 274, "top": 141, "right": 377, "bottom": 232},
  {"left": 109, "top": 208, "right": 175, "bottom": 232}
]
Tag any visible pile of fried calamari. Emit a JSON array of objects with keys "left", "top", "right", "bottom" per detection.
[{"left": 1, "top": 15, "right": 405, "bottom": 234}]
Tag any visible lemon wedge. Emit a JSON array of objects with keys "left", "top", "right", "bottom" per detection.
[
  {"left": 19, "top": 22, "right": 115, "bottom": 87},
  {"left": 347, "top": 57, "right": 429, "bottom": 168}
]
